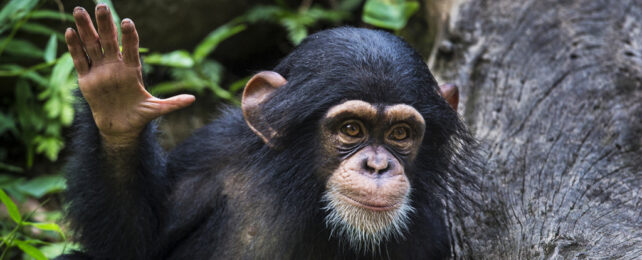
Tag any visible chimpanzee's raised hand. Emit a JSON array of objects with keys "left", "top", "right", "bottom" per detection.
[{"left": 65, "top": 4, "right": 195, "bottom": 146}]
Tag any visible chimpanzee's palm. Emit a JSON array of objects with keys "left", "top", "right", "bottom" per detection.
[{"left": 66, "top": 5, "right": 194, "bottom": 145}]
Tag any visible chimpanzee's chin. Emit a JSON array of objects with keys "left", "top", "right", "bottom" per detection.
[{"left": 322, "top": 189, "right": 414, "bottom": 254}]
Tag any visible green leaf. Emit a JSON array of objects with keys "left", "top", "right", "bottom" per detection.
[
  {"left": 34, "top": 136, "right": 64, "bottom": 161},
  {"left": 43, "top": 97, "right": 62, "bottom": 118},
  {"left": 26, "top": 222, "right": 63, "bottom": 234},
  {"left": 25, "top": 221, "right": 66, "bottom": 240},
  {"left": 20, "top": 22, "right": 65, "bottom": 41},
  {"left": 30, "top": 10, "right": 75, "bottom": 21},
  {"left": 243, "top": 6, "right": 284, "bottom": 23},
  {"left": 228, "top": 76, "right": 251, "bottom": 93},
  {"left": 0, "top": 188, "right": 22, "bottom": 223},
  {"left": 0, "top": 37, "right": 44, "bottom": 59},
  {"left": 403, "top": 1, "right": 420, "bottom": 20},
  {"left": 122, "top": 46, "right": 149, "bottom": 53},
  {"left": 0, "top": 112, "right": 16, "bottom": 136},
  {"left": 0, "top": 0, "right": 38, "bottom": 33},
  {"left": 0, "top": 63, "right": 23, "bottom": 71},
  {"left": 0, "top": 162, "right": 23, "bottom": 173},
  {"left": 144, "top": 50, "right": 194, "bottom": 68},
  {"left": 0, "top": 64, "right": 51, "bottom": 81},
  {"left": 44, "top": 122, "right": 62, "bottom": 137},
  {"left": 0, "top": 174, "right": 25, "bottom": 187},
  {"left": 362, "top": 0, "right": 419, "bottom": 30},
  {"left": 150, "top": 81, "right": 189, "bottom": 96},
  {"left": 206, "top": 83, "right": 234, "bottom": 100},
  {"left": 306, "top": 7, "right": 348, "bottom": 23},
  {"left": 0, "top": 175, "right": 27, "bottom": 202},
  {"left": 14, "top": 79, "right": 46, "bottom": 134},
  {"left": 193, "top": 23, "right": 246, "bottom": 62},
  {"left": 38, "top": 242, "right": 81, "bottom": 259},
  {"left": 22, "top": 70, "right": 49, "bottom": 87},
  {"left": 149, "top": 80, "right": 204, "bottom": 96},
  {"left": 49, "top": 53, "right": 74, "bottom": 91},
  {"left": 14, "top": 240, "right": 47, "bottom": 260},
  {"left": 171, "top": 68, "right": 203, "bottom": 85},
  {"left": 200, "top": 60, "right": 223, "bottom": 85},
  {"left": 44, "top": 34, "right": 57, "bottom": 63},
  {"left": 60, "top": 105, "right": 74, "bottom": 126},
  {"left": 17, "top": 175, "right": 66, "bottom": 199},
  {"left": 338, "top": 0, "right": 364, "bottom": 11},
  {"left": 281, "top": 18, "right": 308, "bottom": 45}
]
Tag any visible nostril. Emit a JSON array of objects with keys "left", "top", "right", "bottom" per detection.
[
  {"left": 379, "top": 162, "right": 391, "bottom": 174},
  {"left": 365, "top": 157, "right": 389, "bottom": 175},
  {"left": 362, "top": 159, "right": 372, "bottom": 173}
]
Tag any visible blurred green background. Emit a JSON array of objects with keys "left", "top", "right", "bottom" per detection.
[{"left": 0, "top": 0, "right": 438, "bottom": 258}]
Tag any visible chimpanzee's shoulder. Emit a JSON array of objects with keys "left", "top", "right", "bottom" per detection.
[{"left": 165, "top": 107, "right": 258, "bottom": 176}]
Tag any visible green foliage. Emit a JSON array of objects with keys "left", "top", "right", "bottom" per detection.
[
  {"left": 0, "top": 0, "right": 77, "bottom": 169},
  {"left": 0, "top": 174, "right": 66, "bottom": 203},
  {"left": 146, "top": 50, "right": 194, "bottom": 68},
  {"left": 0, "top": 0, "right": 39, "bottom": 35},
  {"left": 362, "top": 0, "right": 419, "bottom": 31},
  {"left": 193, "top": 23, "right": 247, "bottom": 63},
  {"left": 0, "top": 189, "right": 21, "bottom": 224},
  {"left": 244, "top": 1, "right": 353, "bottom": 45},
  {"left": 145, "top": 23, "right": 247, "bottom": 101},
  {"left": 0, "top": 1, "right": 76, "bottom": 256},
  {"left": 143, "top": 0, "right": 419, "bottom": 98},
  {"left": 0, "top": 187, "right": 73, "bottom": 260},
  {"left": 5, "top": 54, "right": 76, "bottom": 167},
  {"left": 0, "top": 173, "right": 71, "bottom": 260}
]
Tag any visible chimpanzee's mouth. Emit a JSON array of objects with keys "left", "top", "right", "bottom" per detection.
[{"left": 338, "top": 193, "right": 400, "bottom": 211}]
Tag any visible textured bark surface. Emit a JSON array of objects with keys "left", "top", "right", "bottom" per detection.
[{"left": 432, "top": 0, "right": 642, "bottom": 258}]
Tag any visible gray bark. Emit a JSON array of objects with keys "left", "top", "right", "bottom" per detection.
[{"left": 432, "top": 0, "right": 642, "bottom": 258}]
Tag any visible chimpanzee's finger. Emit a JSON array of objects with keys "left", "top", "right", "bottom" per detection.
[
  {"left": 95, "top": 4, "right": 120, "bottom": 60},
  {"left": 121, "top": 18, "right": 140, "bottom": 66},
  {"left": 155, "top": 94, "right": 196, "bottom": 116},
  {"left": 65, "top": 28, "right": 89, "bottom": 76},
  {"left": 73, "top": 7, "right": 103, "bottom": 62}
]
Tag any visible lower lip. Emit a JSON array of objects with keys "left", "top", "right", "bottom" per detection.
[{"left": 338, "top": 193, "right": 400, "bottom": 212}]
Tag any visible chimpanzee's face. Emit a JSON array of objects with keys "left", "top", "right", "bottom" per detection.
[{"left": 319, "top": 100, "right": 425, "bottom": 253}]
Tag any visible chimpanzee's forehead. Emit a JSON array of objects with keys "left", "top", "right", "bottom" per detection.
[
  {"left": 324, "top": 100, "right": 425, "bottom": 125},
  {"left": 328, "top": 76, "right": 433, "bottom": 105}
]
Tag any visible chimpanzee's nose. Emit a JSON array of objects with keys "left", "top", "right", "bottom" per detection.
[{"left": 363, "top": 153, "right": 391, "bottom": 175}]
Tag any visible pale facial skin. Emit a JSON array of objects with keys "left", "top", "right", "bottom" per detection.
[
  {"left": 65, "top": 4, "right": 195, "bottom": 147},
  {"left": 319, "top": 100, "right": 427, "bottom": 252}
]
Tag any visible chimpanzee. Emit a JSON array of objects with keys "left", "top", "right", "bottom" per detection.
[{"left": 58, "top": 4, "right": 477, "bottom": 260}]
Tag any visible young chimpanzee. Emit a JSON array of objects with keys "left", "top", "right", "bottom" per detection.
[{"left": 59, "top": 4, "right": 477, "bottom": 260}]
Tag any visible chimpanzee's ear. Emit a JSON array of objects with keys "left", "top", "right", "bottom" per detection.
[
  {"left": 439, "top": 83, "right": 459, "bottom": 111},
  {"left": 242, "top": 71, "right": 287, "bottom": 145}
]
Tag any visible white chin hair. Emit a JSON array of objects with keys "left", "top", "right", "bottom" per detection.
[{"left": 322, "top": 189, "right": 414, "bottom": 254}]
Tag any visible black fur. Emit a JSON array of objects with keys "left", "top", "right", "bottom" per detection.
[{"left": 59, "top": 27, "right": 477, "bottom": 260}]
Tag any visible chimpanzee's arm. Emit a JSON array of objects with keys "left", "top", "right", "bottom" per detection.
[
  {"left": 61, "top": 4, "right": 194, "bottom": 259},
  {"left": 63, "top": 99, "right": 167, "bottom": 259}
]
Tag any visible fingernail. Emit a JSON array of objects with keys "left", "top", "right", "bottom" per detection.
[
  {"left": 96, "top": 4, "right": 108, "bottom": 11},
  {"left": 122, "top": 18, "right": 132, "bottom": 24},
  {"left": 73, "top": 6, "right": 85, "bottom": 13}
]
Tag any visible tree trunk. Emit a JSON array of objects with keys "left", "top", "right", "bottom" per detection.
[{"left": 432, "top": 0, "right": 642, "bottom": 258}]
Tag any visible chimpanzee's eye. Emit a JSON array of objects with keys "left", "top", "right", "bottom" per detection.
[
  {"left": 389, "top": 126, "right": 410, "bottom": 141},
  {"left": 340, "top": 121, "right": 363, "bottom": 138}
]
